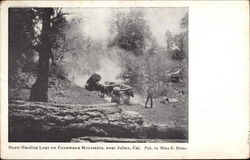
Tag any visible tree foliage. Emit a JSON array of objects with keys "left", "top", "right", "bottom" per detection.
[
  {"left": 118, "top": 53, "right": 146, "bottom": 93},
  {"left": 9, "top": 8, "right": 68, "bottom": 101},
  {"left": 9, "top": 8, "right": 188, "bottom": 100},
  {"left": 118, "top": 12, "right": 189, "bottom": 96},
  {"left": 9, "top": 8, "right": 37, "bottom": 88},
  {"left": 110, "top": 10, "right": 152, "bottom": 56}
]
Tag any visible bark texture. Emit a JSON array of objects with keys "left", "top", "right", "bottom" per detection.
[
  {"left": 9, "top": 100, "right": 187, "bottom": 142},
  {"left": 30, "top": 8, "right": 53, "bottom": 102}
]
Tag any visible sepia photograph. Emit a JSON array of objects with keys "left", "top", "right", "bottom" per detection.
[
  {"left": 2, "top": 0, "right": 249, "bottom": 159},
  {"left": 8, "top": 7, "right": 188, "bottom": 143}
]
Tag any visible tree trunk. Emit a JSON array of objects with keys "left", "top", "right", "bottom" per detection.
[
  {"left": 9, "top": 100, "right": 187, "bottom": 142},
  {"left": 30, "top": 8, "right": 53, "bottom": 102}
]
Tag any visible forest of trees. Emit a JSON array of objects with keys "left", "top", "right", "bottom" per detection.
[{"left": 9, "top": 8, "right": 188, "bottom": 102}]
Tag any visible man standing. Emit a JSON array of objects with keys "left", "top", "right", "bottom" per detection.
[{"left": 145, "top": 85, "right": 154, "bottom": 108}]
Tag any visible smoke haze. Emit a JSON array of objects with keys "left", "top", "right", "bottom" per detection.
[{"left": 62, "top": 7, "right": 187, "bottom": 89}]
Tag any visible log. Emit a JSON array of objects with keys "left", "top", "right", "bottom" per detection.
[
  {"left": 71, "top": 136, "right": 146, "bottom": 143},
  {"left": 71, "top": 136, "right": 187, "bottom": 143},
  {"left": 9, "top": 100, "right": 187, "bottom": 142},
  {"left": 9, "top": 100, "right": 143, "bottom": 142}
]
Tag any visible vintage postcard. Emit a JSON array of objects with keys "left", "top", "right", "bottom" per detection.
[{"left": 1, "top": 0, "right": 249, "bottom": 159}]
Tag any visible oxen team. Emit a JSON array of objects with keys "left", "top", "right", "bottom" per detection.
[{"left": 85, "top": 73, "right": 134, "bottom": 104}]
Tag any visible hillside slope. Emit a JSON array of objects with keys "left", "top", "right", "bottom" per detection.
[{"left": 9, "top": 77, "right": 107, "bottom": 105}]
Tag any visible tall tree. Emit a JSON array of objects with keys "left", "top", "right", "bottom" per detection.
[
  {"left": 29, "top": 8, "right": 54, "bottom": 102},
  {"left": 29, "top": 8, "right": 67, "bottom": 102}
]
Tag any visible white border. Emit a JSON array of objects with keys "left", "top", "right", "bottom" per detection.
[{"left": 1, "top": 1, "right": 249, "bottom": 159}]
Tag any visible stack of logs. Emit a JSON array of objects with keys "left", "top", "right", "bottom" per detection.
[{"left": 85, "top": 73, "right": 134, "bottom": 105}]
